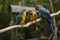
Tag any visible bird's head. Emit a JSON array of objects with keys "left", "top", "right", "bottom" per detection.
[
  {"left": 22, "top": 9, "right": 27, "bottom": 17},
  {"left": 19, "top": 9, "right": 27, "bottom": 17},
  {"left": 28, "top": 10, "right": 36, "bottom": 15},
  {"left": 19, "top": 9, "right": 26, "bottom": 15},
  {"left": 35, "top": 5, "right": 40, "bottom": 11},
  {"left": 28, "top": 10, "right": 32, "bottom": 15},
  {"left": 29, "top": 10, "right": 36, "bottom": 21}
]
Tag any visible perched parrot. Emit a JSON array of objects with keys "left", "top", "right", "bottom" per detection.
[
  {"left": 29, "top": 10, "right": 37, "bottom": 21},
  {"left": 15, "top": 9, "right": 26, "bottom": 25},
  {"left": 14, "top": 9, "right": 27, "bottom": 40},
  {"left": 35, "top": 5, "right": 56, "bottom": 34},
  {"left": 28, "top": 10, "right": 39, "bottom": 31}
]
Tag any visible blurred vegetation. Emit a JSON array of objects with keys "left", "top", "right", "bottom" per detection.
[{"left": 0, "top": 0, "right": 60, "bottom": 40}]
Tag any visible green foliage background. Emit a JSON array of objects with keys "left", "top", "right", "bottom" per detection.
[{"left": 0, "top": 0, "right": 60, "bottom": 40}]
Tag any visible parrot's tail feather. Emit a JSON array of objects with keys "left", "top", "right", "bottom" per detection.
[
  {"left": 48, "top": 23, "right": 55, "bottom": 33},
  {"left": 48, "top": 23, "right": 58, "bottom": 40},
  {"left": 53, "top": 33, "right": 58, "bottom": 40}
]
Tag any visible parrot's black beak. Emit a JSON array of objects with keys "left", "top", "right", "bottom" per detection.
[
  {"left": 26, "top": 11, "right": 29, "bottom": 15},
  {"left": 30, "top": 13, "right": 32, "bottom": 15},
  {"left": 28, "top": 10, "right": 32, "bottom": 15},
  {"left": 29, "top": 11, "right": 32, "bottom": 15}
]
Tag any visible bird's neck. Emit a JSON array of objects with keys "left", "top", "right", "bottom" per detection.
[{"left": 22, "top": 12, "right": 26, "bottom": 17}]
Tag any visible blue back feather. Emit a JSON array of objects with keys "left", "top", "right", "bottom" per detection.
[{"left": 15, "top": 15, "right": 22, "bottom": 25}]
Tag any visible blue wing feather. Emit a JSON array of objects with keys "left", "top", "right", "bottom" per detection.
[
  {"left": 15, "top": 15, "right": 22, "bottom": 25},
  {"left": 40, "top": 5, "right": 50, "bottom": 14},
  {"left": 38, "top": 5, "right": 55, "bottom": 33},
  {"left": 39, "top": 5, "right": 51, "bottom": 23},
  {"left": 48, "top": 22, "right": 55, "bottom": 33}
]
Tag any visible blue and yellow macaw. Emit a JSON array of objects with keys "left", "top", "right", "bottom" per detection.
[
  {"left": 14, "top": 9, "right": 27, "bottom": 39},
  {"left": 29, "top": 11, "right": 36, "bottom": 21},
  {"left": 15, "top": 9, "right": 26, "bottom": 25},
  {"left": 35, "top": 5, "right": 56, "bottom": 34},
  {"left": 28, "top": 10, "right": 39, "bottom": 31}
]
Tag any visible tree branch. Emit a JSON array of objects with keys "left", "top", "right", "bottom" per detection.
[{"left": 0, "top": 10, "right": 60, "bottom": 33}]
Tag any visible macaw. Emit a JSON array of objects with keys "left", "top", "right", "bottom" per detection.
[
  {"left": 29, "top": 10, "right": 36, "bottom": 21},
  {"left": 28, "top": 10, "right": 39, "bottom": 31},
  {"left": 35, "top": 5, "right": 56, "bottom": 35},
  {"left": 15, "top": 9, "right": 26, "bottom": 25},
  {"left": 14, "top": 9, "right": 27, "bottom": 39}
]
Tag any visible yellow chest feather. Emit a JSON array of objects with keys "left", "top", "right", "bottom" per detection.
[{"left": 30, "top": 13, "right": 36, "bottom": 21}]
